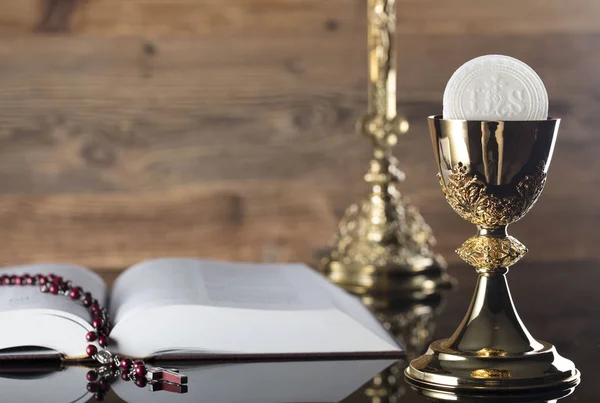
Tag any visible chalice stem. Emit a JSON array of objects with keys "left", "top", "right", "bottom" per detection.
[{"left": 444, "top": 268, "right": 542, "bottom": 355}]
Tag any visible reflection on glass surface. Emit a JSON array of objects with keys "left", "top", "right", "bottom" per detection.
[
  {"left": 0, "top": 364, "right": 90, "bottom": 402},
  {"left": 358, "top": 292, "right": 448, "bottom": 403},
  {"left": 0, "top": 358, "right": 400, "bottom": 403},
  {"left": 408, "top": 380, "right": 576, "bottom": 403}
]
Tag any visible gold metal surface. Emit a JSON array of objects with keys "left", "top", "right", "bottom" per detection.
[
  {"left": 471, "top": 369, "right": 512, "bottom": 379},
  {"left": 320, "top": 0, "right": 453, "bottom": 302},
  {"left": 405, "top": 116, "right": 580, "bottom": 392},
  {"left": 456, "top": 235, "right": 527, "bottom": 271},
  {"left": 439, "top": 161, "right": 547, "bottom": 228},
  {"left": 408, "top": 380, "right": 577, "bottom": 402}
]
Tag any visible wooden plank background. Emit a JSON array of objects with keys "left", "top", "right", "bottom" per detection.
[{"left": 0, "top": 0, "right": 597, "bottom": 270}]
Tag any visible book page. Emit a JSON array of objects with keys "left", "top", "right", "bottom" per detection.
[
  {"left": 110, "top": 258, "right": 403, "bottom": 357},
  {"left": 309, "top": 269, "right": 400, "bottom": 348},
  {"left": 110, "top": 258, "right": 336, "bottom": 325},
  {"left": 0, "top": 263, "right": 106, "bottom": 324}
]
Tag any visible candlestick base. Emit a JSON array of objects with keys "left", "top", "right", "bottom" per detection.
[{"left": 320, "top": 151, "right": 454, "bottom": 307}]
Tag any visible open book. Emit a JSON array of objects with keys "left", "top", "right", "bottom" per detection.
[{"left": 0, "top": 259, "right": 403, "bottom": 360}]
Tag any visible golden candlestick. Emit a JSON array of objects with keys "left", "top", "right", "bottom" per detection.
[
  {"left": 320, "top": 0, "right": 453, "bottom": 303},
  {"left": 405, "top": 117, "right": 580, "bottom": 392}
]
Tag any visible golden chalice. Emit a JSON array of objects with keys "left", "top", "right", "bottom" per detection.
[{"left": 405, "top": 117, "right": 580, "bottom": 391}]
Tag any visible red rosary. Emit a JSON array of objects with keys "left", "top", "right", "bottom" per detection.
[{"left": 0, "top": 273, "right": 188, "bottom": 400}]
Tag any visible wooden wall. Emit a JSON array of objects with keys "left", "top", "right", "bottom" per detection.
[{"left": 0, "top": 0, "right": 597, "bottom": 270}]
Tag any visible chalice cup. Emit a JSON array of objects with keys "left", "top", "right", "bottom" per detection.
[{"left": 405, "top": 116, "right": 580, "bottom": 391}]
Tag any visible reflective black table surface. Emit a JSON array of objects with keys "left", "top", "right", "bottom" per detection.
[{"left": 1, "top": 261, "right": 597, "bottom": 402}]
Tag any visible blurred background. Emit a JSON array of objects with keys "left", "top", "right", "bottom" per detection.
[{"left": 0, "top": 0, "right": 597, "bottom": 271}]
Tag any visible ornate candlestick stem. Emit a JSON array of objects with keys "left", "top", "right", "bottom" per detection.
[
  {"left": 320, "top": 0, "right": 453, "bottom": 307},
  {"left": 366, "top": 0, "right": 398, "bottom": 131}
]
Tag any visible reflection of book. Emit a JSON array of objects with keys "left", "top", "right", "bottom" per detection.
[
  {"left": 115, "top": 359, "right": 398, "bottom": 403},
  {"left": 0, "top": 359, "right": 397, "bottom": 403},
  {"left": 0, "top": 365, "right": 90, "bottom": 403},
  {"left": 0, "top": 259, "right": 403, "bottom": 360}
]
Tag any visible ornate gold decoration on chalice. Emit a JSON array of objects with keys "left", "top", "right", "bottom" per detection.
[
  {"left": 320, "top": 0, "right": 453, "bottom": 304},
  {"left": 405, "top": 117, "right": 580, "bottom": 392}
]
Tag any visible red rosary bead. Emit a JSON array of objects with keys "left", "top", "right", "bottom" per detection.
[
  {"left": 91, "top": 303, "right": 101, "bottom": 315},
  {"left": 86, "top": 370, "right": 98, "bottom": 382},
  {"left": 134, "top": 365, "right": 147, "bottom": 378},
  {"left": 48, "top": 283, "right": 59, "bottom": 294},
  {"left": 24, "top": 275, "right": 33, "bottom": 285},
  {"left": 120, "top": 358, "right": 132, "bottom": 370},
  {"left": 134, "top": 378, "right": 147, "bottom": 388},
  {"left": 69, "top": 288, "right": 80, "bottom": 300},
  {"left": 91, "top": 317, "right": 103, "bottom": 329},
  {"left": 86, "top": 331, "right": 97, "bottom": 342},
  {"left": 86, "top": 344, "right": 98, "bottom": 357},
  {"left": 98, "top": 336, "right": 108, "bottom": 347}
]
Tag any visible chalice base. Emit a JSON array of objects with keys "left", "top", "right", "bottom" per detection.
[
  {"left": 405, "top": 271, "right": 580, "bottom": 392},
  {"left": 405, "top": 339, "right": 580, "bottom": 392}
]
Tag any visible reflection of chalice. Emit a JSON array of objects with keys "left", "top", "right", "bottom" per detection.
[
  {"left": 409, "top": 380, "right": 577, "bottom": 403},
  {"left": 405, "top": 117, "right": 580, "bottom": 391}
]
